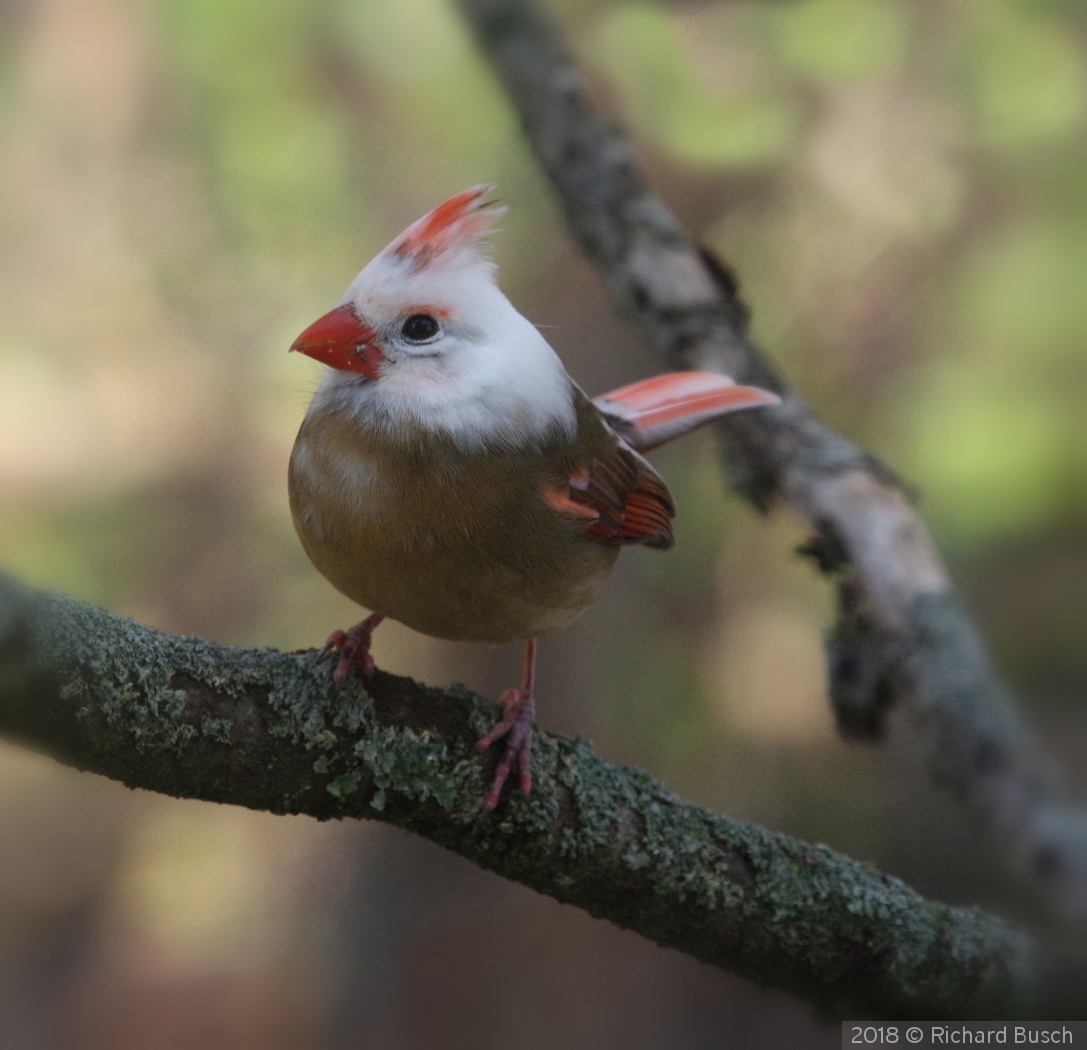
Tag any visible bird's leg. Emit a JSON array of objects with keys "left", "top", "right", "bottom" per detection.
[
  {"left": 476, "top": 638, "right": 537, "bottom": 814},
  {"left": 319, "top": 612, "right": 386, "bottom": 687}
]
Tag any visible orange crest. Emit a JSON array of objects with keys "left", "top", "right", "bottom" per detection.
[{"left": 389, "top": 185, "right": 503, "bottom": 270}]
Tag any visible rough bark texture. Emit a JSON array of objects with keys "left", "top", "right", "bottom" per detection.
[
  {"left": 0, "top": 574, "right": 1085, "bottom": 1019},
  {"left": 453, "top": 0, "right": 1087, "bottom": 920}
]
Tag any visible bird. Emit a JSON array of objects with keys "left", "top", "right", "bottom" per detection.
[{"left": 287, "top": 185, "right": 778, "bottom": 814}]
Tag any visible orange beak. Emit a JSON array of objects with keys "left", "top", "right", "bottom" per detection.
[{"left": 290, "top": 304, "right": 386, "bottom": 380}]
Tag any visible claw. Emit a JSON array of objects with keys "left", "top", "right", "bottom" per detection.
[
  {"left": 318, "top": 630, "right": 348, "bottom": 663},
  {"left": 476, "top": 639, "right": 537, "bottom": 815},
  {"left": 318, "top": 614, "right": 384, "bottom": 687},
  {"left": 475, "top": 688, "right": 521, "bottom": 752}
]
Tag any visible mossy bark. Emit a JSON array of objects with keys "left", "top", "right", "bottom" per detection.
[{"left": 1, "top": 574, "right": 1084, "bottom": 1019}]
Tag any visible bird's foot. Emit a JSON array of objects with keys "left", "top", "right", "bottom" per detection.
[
  {"left": 475, "top": 686, "right": 535, "bottom": 815},
  {"left": 319, "top": 612, "right": 385, "bottom": 687}
]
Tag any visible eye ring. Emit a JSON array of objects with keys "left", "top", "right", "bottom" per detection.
[{"left": 401, "top": 313, "right": 440, "bottom": 343}]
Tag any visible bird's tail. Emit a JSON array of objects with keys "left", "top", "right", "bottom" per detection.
[{"left": 593, "top": 371, "right": 779, "bottom": 453}]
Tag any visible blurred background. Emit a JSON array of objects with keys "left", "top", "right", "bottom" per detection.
[{"left": 1, "top": 0, "right": 1085, "bottom": 1045}]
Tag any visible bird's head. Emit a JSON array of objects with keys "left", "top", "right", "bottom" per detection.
[{"left": 291, "top": 186, "right": 574, "bottom": 447}]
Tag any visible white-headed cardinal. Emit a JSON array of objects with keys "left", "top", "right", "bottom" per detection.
[{"left": 288, "top": 186, "right": 778, "bottom": 813}]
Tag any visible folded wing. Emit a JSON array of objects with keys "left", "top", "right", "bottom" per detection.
[{"left": 543, "top": 442, "right": 675, "bottom": 550}]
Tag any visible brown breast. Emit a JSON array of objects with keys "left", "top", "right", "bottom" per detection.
[{"left": 288, "top": 400, "right": 621, "bottom": 643}]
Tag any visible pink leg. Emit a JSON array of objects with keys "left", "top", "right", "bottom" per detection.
[
  {"left": 320, "top": 613, "right": 386, "bottom": 687},
  {"left": 475, "top": 638, "right": 537, "bottom": 815}
]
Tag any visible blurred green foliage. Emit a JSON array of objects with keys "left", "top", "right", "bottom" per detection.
[
  {"left": 596, "top": 3, "right": 797, "bottom": 166},
  {"left": 771, "top": 0, "right": 908, "bottom": 83}
]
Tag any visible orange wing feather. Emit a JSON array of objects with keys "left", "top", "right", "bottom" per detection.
[{"left": 547, "top": 442, "right": 675, "bottom": 551}]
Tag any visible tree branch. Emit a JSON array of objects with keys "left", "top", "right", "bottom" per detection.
[
  {"left": 0, "top": 573, "right": 1085, "bottom": 1018},
  {"left": 453, "top": 0, "right": 1087, "bottom": 921}
]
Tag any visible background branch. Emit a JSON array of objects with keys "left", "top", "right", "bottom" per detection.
[
  {"left": 453, "top": 0, "right": 1087, "bottom": 921},
  {"left": 0, "top": 574, "right": 1085, "bottom": 1019}
]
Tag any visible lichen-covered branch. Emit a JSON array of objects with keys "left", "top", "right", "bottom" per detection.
[
  {"left": 0, "top": 575, "right": 1084, "bottom": 1019},
  {"left": 453, "top": 0, "right": 1087, "bottom": 920}
]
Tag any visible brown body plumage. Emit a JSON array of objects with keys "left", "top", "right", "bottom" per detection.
[{"left": 288, "top": 387, "right": 668, "bottom": 643}]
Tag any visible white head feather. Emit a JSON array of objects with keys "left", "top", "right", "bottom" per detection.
[{"left": 307, "top": 186, "right": 576, "bottom": 450}]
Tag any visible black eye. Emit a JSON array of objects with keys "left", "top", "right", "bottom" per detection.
[{"left": 401, "top": 314, "right": 440, "bottom": 342}]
